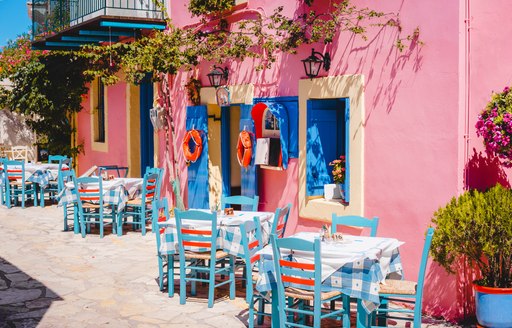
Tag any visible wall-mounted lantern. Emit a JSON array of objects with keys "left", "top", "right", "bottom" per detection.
[
  {"left": 207, "top": 66, "right": 229, "bottom": 88},
  {"left": 302, "top": 48, "right": 331, "bottom": 79}
]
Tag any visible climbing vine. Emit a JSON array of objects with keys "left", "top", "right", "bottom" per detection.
[
  {"left": 82, "top": 0, "right": 421, "bottom": 85},
  {"left": 0, "top": 0, "right": 422, "bottom": 158}
]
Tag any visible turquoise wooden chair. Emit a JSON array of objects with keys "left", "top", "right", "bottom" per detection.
[
  {"left": 221, "top": 194, "right": 259, "bottom": 211},
  {"left": 152, "top": 198, "right": 178, "bottom": 297},
  {"left": 75, "top": 176, "right": 116, "bottom": 238},
  {"left": 240, "top": 217, "right": 272, "bottom": 327},
  {"left": 145, "top": 166, "right": 164, "bottom": 198},
  {"left": 174, "top": 209, "right": 236, "bottom": 308},
  {"left": 270, "top": 234, "right": 351, "bottom": 327},
  {"left": 271, "top": 203, "right": 292, "bottom": 238},
  {"left": 3, "top": 160, "right": 37, "bottom": 208},
  {"left": 60, "top": 169, "right": 79, "bottom": 233},
  {"left": 361, "top": 227, "right": 435, "bottom": 328},
  {"left": 0, "top": 157, "right": 7, "bottom": 205},
  {"left": 40, "top": 155, "right": 72, "bottom": 207},
  {"left": 119, "top": 171, "right": 159, "bottom": 236},
  {"left": 332, "top": 214, "right": 379, "bottom": 237}
]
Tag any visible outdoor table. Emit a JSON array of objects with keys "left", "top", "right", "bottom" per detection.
[
  {"left": 255, "top": 231, "right": 404, "bottom": 328},
  {"left": 58, "top": 177, "right": 143, "bottom": 212},
  {"left": 157, "top": 210, "right": 275, "bottom": 257},
  {"left": 0, "top": 162, "right": 68, "bottom": 188}
]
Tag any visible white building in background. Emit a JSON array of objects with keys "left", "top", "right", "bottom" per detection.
[{"left": 0, "top": 79, "right": 37, "bottom": 161}]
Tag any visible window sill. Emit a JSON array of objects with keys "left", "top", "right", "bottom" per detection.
[{"left": 300, "top": 197, "right": 349, "bottom": 224}]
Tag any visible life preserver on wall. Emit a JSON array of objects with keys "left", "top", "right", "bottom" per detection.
[
  {"left": 182, "top": 129, "right": 203, "bottom": 164},
  {"left": 237, "top": 130, "right": 252, "bottom": 168}
]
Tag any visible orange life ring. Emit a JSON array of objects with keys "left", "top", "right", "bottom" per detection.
[
  {"left": 182, "top": 129, "right": 203, "bottom": 164},
  {"left": 237, "top": 131, "right": 252, "bottom": 168}
]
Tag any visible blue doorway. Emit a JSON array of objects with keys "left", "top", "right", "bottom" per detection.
[{"left": 140, "top": 77, "right": 154, "bottom": 175}]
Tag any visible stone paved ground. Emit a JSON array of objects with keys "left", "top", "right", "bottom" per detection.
[{"left": 0, "top": 204, "right": 462, "bottom": 327}]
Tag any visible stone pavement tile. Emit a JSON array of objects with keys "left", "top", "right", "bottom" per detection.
[{"left": 0, "top": 205, "right": 460, "bottom": 328}]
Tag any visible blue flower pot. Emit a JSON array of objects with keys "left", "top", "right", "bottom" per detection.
[{"left": 474, "top": 283, "right": 512, "bottom": 327}]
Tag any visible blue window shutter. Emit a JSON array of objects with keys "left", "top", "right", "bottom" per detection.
[
  {"left": 240, "top": 104, "right": 257, "bottom": 210},
  {"left": 266, "top": 102, "right": 289, "bottom": 169},
  {"left": 344, "top": 98, "right": 350, "bottom": 203},
  {"left": 220, "top": 106, "right": 231, "bottom": 197},
  {"left": 186, "top": 105, "right": 209, "bottom": 209},
  {"left": 282, "top": 100, "right": 299, "bottom": 158}
]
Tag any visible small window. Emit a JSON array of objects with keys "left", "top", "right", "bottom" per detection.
[
  {"left": 262, "top": 108, "right": 280, "bottom": 138},
  {"left": 95, "top": 79, "right": 105, "bottom": 143}
]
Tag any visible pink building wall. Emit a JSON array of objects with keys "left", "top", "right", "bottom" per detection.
[
  {"left": 162, "top": 0, "right": 512, "bottom": 322},
  {"left": 77, "top": 81, "right": 129, "bottom": 176},
  {"left": 73, "top": 0, "right": 512, "bottom": 322}
]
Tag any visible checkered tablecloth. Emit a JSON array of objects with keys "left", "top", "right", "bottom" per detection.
[
  {"left": 27, "top": 170, "right": 55, "bottom": 188},
  {"left": 158, "top": 211, "right": 274, "bottom": 256},
  {"left": 255, "top": 232, "right": 403, "bottom": 313},
  {"left": 0, "top": 168, "right": 55, "bottom": 188},
  {"left": 57, "top": 183, "right": 130, "bottom": 211}
]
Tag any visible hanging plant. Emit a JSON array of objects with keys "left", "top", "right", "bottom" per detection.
[
  {"left": 476, "top": 86, "right": 512, "bottom": 167},
  {"left": 185, "top": 77, "right": 201, "bottom": 105}
]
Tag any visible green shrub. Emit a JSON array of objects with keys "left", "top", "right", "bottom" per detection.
[{"left": 431, "top": 184, "right": 512, "bottom": 288}]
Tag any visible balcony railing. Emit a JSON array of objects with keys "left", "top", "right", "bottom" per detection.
[{"left": 31, "top": 0, "right": 165, "bottom": 39}]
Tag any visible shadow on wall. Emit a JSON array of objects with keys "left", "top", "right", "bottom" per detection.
[
  {"left": 465, "top": 148, "right": 510, "bottom": 191},
  {"left": 0, "top": 257, "right": 62, "bottom": 326},
  {"left": 423, "top": 259, "right": 480, "bottom": 324}
]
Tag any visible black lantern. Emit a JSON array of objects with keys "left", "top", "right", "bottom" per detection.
[
  {"left": 207, "top": 66, "right": 229, "bottom": 88},
  {"left": 302, "top": 48, "right": 331, "bottom": 79}
]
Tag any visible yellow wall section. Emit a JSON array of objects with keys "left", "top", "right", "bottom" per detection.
[
  {"left": 298, "top": 75, "right": 365, "bottom": 222},
  {"left": 126, "top": 83, "right": 141, "bottom": 177},
  {"left": 200, "top": 84, "right": 254, "bottom": 105},
  {"left": 90, "top": 78, "right": 108, "bottom": 152},
  {"left": 207, "top": 104, "right": 223, "bottom": 208}
]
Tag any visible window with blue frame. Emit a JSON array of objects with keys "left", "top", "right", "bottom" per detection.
[
  {"left": 306, "top": 98, "right": 350, "bottom": 202},
  {"left": 252, "top": 96, "right": 299, "bottom": 163},
  {"left": 95, "top": 78, "right": 105, "bottom": 143}
]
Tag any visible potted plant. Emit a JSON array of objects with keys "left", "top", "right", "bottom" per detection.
[
  {"left": 430, "top": 184, "right": 512, "bottom": 327},
  {"left": 324, "top": 155, "right": 346, "bottom": 200},
  {"left": 475, "top": 86, "right": 512, "bottom": 167}
]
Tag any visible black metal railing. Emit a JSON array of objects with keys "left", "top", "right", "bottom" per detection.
[{"left": 31, "top": 0, "right": 165, "bottom": 39}]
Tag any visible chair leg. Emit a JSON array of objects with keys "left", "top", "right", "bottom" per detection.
[
  {"left": 141, "top": 212, "right": 146, "bottom": 236},
  {"left": 257, "top": 297, "right": 265, "bottom": 325},
  {"left": 248, "top": 297, "right": 255, "bottom": 328},
  {"left": 208, "top": 260, "right": 216, "bottom": 308},
  {"left": 229, "top": 256, "right": 235, "bottom": 300},
  {"left": 168, "top": 256, "right": 174, "bottom": 297},
  {"left": 413, "top": 299, "right": 422, "bottom": 328},
  {"left": 342, "top": 296, "right": 351, "bottom": 328},
  {"left": 40, "top": 187, "right": 45, "bottom": 207},
  {"left": 158, "top": 256, "right": 164, "bottom": 291},
  {"left": 179, "top": 261, "right": 186, "bottom": 305}
]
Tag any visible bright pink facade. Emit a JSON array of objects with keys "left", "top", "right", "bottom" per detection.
[{"left": 75, "top": 0, "right": 512, "bottom": 322}]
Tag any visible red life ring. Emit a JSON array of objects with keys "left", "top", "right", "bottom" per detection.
[
  {"left": 182, "top": 129, "right": 203, "bottom": 164},
  {"left": 237, "top": 131, "right": 252, "bottom": 168}
]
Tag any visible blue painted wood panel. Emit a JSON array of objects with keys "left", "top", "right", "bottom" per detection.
[
  {"left": 186, "top": 105, "right": 209, "bottom": 209},
  {"left": 239, "top": 104, "right": 257, "bottom": 210}
]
